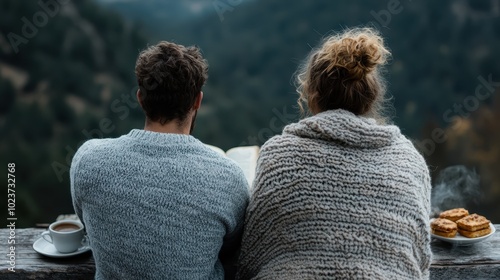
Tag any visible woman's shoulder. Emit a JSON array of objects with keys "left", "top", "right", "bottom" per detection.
[
  {"left": 394, "top": 134, "right": 428, "bottom": 160},
  {"left": 259, "top": 132, "right": 305, "bottom": 155}
]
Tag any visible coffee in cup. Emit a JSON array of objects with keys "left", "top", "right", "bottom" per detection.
[
  {"left": 41, "top": 220, "right": 87, "bottom": 253},
  {"left": 53, "top": 223, "right": 81, "bottom": 232}
]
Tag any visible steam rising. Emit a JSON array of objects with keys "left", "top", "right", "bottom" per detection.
[{"left": 431, "top": 165, "right": 481, "bottom": 217}]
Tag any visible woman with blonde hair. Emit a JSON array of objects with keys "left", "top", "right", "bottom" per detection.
[{"left": 237, "top": 28, "right": 432, "bottom": 279}]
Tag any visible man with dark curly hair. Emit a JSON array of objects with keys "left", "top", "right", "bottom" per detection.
[{"left": 70, "top": 41, "right": 249, "bottom": 280}]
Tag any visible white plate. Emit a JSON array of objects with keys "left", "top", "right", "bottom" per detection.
[
  {"left": 33, "top": 237, "right": 91, "bottom": 258},
  {"left": 430, "top": 219, "right": 496, "bottom": 245}
]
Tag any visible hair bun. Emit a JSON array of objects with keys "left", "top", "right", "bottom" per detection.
[{"left": 322, "top": 28, "right": 390, "bottom": 80}]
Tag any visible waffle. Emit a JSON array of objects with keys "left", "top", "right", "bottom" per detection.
[{"left": 439, "top": 208, "right": 469, "bottom": 222}]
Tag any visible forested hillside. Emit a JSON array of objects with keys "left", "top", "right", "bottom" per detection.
[
  {"left": 1, "top": 0, "right": 499, "bottom": 225},
  {"left": 0, "top": 0, "right": 147, "bottom": 226}
]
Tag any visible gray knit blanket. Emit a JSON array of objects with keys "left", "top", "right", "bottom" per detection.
[{"left": 237, "top": 109, "right": 432, "bottom": 280}]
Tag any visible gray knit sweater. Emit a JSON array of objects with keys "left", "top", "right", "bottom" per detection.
[
  {"left": 237, "top": 109, "right": 432, "bottom": 280},
  {"left": 70, "top": 129, "right": 249, "bottom": 280}
]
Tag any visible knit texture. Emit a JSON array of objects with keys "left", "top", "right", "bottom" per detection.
[
  {"left": 70, "top": 129, "right": 249, "bottom": 280},
  {"left": 237, "top": 109, "right": 432, "bottom": 280}
]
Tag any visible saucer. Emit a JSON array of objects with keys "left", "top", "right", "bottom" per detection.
[{"left": 33, "top": 237, "right": 91, "bottom": 258}]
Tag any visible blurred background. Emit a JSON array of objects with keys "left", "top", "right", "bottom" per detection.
[{"left": 1, "top": 0, "right": 499, "bottom": 226}]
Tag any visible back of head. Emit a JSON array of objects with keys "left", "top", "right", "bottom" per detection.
[
  {"left": 135, "top": 41, "right": 208, "bottom": 124},
  {"left": 296, "top": 28, "right": 391, "bottom": 121}
]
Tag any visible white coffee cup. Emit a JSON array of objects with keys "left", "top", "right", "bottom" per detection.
[{"left": 41, "top": 220, "right": 87, "bottom": 253}]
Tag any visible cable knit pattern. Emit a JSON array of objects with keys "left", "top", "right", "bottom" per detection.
[
  {"left": 237, "top": 109, "right": 432, "bottom": 280},
  {"left": 70, "top": 129, "right": 249, "bottom": 280}
]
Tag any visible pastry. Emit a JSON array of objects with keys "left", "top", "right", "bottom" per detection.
[
  {"left": 430, "top": 218, "right": 457, "bottom": 238},
  {"left": 439, "top": 208, "right": 469, "bottom": 222},
  {"left": 457, "top": 227, "right": 492, "bottom": 238},
  {"left": 456, "top": 214, "right": 491, "bottom": 238}
]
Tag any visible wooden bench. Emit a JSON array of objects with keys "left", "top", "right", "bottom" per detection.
[{"left": 1, "top": 227, "right": 499, "bottom": 279}]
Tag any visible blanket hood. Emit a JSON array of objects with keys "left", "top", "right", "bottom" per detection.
[{"left": 283, "top": 109, "right": 401, "bottom": 149}]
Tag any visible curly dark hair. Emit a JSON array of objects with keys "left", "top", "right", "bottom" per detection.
[{"left": 135, "top": 41, "right": 208, "bottom": 124}]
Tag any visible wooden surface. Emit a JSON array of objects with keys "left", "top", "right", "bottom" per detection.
[
  {"left": 1, "top": 228, "right": 94, "bottom": 279},
  {"left": 430, "top": 224, "right": 500, "bottom": 279},
  {"left": 1, "top": 226, "right": 499, "bottom": 279}
]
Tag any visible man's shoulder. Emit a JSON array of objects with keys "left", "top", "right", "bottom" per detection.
[
  {"left": 77, "top": 137, "right": 118, "bottom": 155},
  {"left": 196, "top": 145, "right": 248, "bottom": 184},
  {"left": 198, "top": 145, "right": 243, "bottom": 172},
  {"left": 72, "top": 135, "right": 128, "bottom": 166}
]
